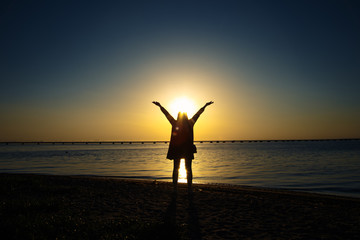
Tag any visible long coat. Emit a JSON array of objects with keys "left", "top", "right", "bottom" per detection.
[{"left": 160, "top": 106, "right": 205, "bottom": 160}]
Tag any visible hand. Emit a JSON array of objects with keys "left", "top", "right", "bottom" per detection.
[
  {"left": 205, "top": 101, "right": 214, "bottom": 107},
  {"left": 152, "top": 101, "right": 161, "bottom": 107}
]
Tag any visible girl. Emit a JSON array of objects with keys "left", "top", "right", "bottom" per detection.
[{"left": 152, "top": 101, "right": 214, "bottom": 191}]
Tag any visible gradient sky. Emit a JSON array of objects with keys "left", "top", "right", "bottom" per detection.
[{"left": 1, "top": 0, "right": 360, "bottom": 141}]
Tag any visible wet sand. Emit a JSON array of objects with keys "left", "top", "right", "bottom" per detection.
[{"left": 1, "top": 173, "right": 360, "bottom": 239}]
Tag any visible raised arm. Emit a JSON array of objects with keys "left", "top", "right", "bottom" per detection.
[
  {"left": 191, "top": 101, "right": 214, "bottom": 124},
  {"left": 152, "top": 101, "right": 176, "bottom": 125}
]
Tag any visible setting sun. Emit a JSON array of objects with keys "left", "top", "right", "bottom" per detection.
[{"left": 169, "top": 97, "right": 197, "bottom": 117}]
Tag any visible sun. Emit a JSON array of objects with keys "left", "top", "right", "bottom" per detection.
[{"left": 169, "top": 96, "right": 197, "bottom": 117}]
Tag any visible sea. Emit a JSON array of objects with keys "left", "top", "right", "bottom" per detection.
[{"left": 1, "top": 140, "right": 360, "bottom": 198}]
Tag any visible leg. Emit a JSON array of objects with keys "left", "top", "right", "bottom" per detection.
[
  {"left": 172, "top": 159, "right": 181, "bottom": 189},
  {"left": 185, "top": 158, "right": 193, "bottom": 190}
]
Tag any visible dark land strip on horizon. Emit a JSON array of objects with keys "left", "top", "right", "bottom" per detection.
[{"left": 1, "top": 138, "right": 359, "bottom": 145}]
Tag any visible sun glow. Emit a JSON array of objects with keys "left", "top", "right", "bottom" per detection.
[
  {"left": 178, "top": 158, "right": 187, "bottom": 183},
  {"left": 169, "top": 97, "right": 197, "bottom": 117}
]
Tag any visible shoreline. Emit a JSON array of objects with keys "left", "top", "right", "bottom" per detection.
[
  {"left": 3, "top": 172, "right": 360, "bottom": 199},
  {"left": 95, "top": 177, "right": 360, "bottom": 200},
  {"left": 1, "top": 173, "right": 360, "bottom": 239}
]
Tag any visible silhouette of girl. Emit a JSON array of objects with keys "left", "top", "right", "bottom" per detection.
[{"left": 152, "top": 101, "right": 214, "bottom": 191}]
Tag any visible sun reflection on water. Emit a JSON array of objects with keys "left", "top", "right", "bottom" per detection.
[{"left": 178, "top": 158, "right": 187, "bottom": 183}]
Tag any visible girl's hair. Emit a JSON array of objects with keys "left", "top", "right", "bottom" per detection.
[{"left": 177, "top": 112, "right": 188, "bottom": 121}]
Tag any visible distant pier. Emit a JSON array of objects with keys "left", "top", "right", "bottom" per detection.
[{"left": 1, "top": 139, "right": 359, "bottom": 145}]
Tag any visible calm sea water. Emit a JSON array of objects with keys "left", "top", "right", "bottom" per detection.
[{"left": 1, "top": 140, "right": 359, "bottom": 198}]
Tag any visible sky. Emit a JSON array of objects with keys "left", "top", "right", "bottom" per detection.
[{"left": 1, "top": 0, "right": 359, "bottom": 141}]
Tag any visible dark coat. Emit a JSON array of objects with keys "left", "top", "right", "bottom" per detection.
[{"left": 160, "top": 106, "right": 205, "bottom": 160}]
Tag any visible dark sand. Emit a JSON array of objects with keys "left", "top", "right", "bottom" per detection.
[{"left": 1, "top": 173, "right": 360, "bottom": 239}]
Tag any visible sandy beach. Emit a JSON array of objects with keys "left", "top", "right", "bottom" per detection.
[{"left": 1, "top": 173, "right": 360, "bottom": 239}]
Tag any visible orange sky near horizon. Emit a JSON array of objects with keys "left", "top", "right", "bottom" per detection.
[{"left": 1, "top": 53, "right": 359, "bottom": 142}]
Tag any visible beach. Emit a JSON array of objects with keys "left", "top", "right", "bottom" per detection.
[{"left": 1, "top": 173, "right": 360, "bottom": 239}]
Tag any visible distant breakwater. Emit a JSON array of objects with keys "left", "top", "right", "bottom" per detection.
[{"left": 1, "top": 138, "right": 359, "bottom": 145}]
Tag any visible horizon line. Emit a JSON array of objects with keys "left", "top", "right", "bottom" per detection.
[{"left": 1, "top": 138, "right": 359, "bottom": 145}]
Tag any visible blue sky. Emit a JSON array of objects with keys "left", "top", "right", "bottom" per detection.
[{"left": 1, "top": 0, "right": 359, "bottom": 141}]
